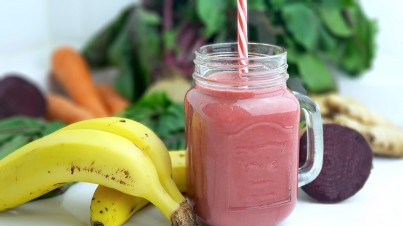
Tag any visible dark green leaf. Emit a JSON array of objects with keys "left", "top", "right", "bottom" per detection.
[
  {"left": 131, "top": 8, "right": 162, "bottom": 72},
  {"left": 197, "top": 0, "right": 228, "bottom": 37},
  {"left": 249, "top": 0, "right": 266, "bottom": 11},
  {"left": 319, "top": 8, "right": 352, "bottom": 37},
  {"left": 270, "top": 0, "right": 288, "bottom": 9},
  {"left": 281, "top": 3, "right": 321, "bottom": 50},
  {"left": 83, "top": 6, "right": 134, "bottom": 67},
  {"left": 0, "top": 116, "right": 42, "bottom": 131},
  {"left": 115, "top": 61, "right": 135, "bottom": 100},
  {"left": 296, "top": 53, "right": 337, "bottom": 93},
  {"left": 0, "top": 135, "right": 30, "bottom": 160},
  {"left": 337, "top": 5, "right": 377, "bottom": 75},
  {"left": 318, "top": 26, "right": 338, "bottom": 52},
  {"left": 0, "top": 134, "right": 14, "bottom": 144},
  {"left": 42, "top": 121, "right": 65, "bottom": 136},
  {"left": 138, "top": 8, "right": 161, "bottom": 24},
  {"left": 319, "top": 0, "right": 355, "bottom": 9},
  {"left": 285, "top": 44, "right": 300, "bottom": 64},
  {"left": 107, "top": 7, "right": 160, "bottom": 101}
]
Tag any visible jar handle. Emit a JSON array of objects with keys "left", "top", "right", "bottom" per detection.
[{"left": 295, "top": 92, "right": 324, "bottom": 187}]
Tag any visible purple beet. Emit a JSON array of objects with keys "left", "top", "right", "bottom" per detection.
[
  {"left": 299, "top": 123, "right": 373, "bottom": 203},
  {"left": 0, "top": 75, "right": 47, "bottom": 119}
]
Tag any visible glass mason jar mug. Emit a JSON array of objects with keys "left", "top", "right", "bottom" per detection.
[{"left": 185, "top": 43, "right": 323, "bottom": 226}]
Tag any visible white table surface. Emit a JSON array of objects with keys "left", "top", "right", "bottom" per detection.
[{"left": 1, "top": 45, "right": 403, "bottom": 226}]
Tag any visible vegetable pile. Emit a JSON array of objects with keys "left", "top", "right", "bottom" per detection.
[
  {"left": 0, "top": 0, "right": 388, "bottom": 206},
  {"left": 83, "top": 0, "right": 377, "bottom": 101}
]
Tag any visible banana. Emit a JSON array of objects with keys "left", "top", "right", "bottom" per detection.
[
  {"left": 0, "top": 129, "right": 196, "bottom": 226},
  {"left": 58, "top": 117, "right": 185, "bottom": 203},
  {"left": 91, "top": 187, "right": 149, "bottom": 226},
  {"left": 169, "top": 150, "right": 187, "bottom": 193},
  {"left": 90, "top": 150, "right": 187, "bottom": 226}
]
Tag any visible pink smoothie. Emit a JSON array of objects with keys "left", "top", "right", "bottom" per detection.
[{"left": 185, "top": 72, "right": 300, "bottom": 226}]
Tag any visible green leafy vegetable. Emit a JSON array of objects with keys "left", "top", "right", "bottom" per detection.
[
  {"left": 84, "top": 0, "right": 377, "bottom": 95},
  {"left": 118, "top": 92, "right": 185, "bottom": 150}
]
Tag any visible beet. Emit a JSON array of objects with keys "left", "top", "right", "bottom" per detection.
[
  {"left": 299, "top": 123, "right": 373, "bottom": 203},
  {"left": 0, "top": 75, "right": 47, "bottom": 119}
]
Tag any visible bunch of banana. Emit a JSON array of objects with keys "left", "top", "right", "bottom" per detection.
[
  {"left": 91, "top": 151, "right": 186, "bottom": 226},
  {"left": 0, "top": 117, "right": 195, "bottom": 226}
]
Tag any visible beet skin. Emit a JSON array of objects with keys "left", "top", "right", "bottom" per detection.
[
  {"left": 300, "top": 123, "right": 373, "bottom": 203},
  {"left": 0, "top": 75, "right": 47, "bottom": 119}
]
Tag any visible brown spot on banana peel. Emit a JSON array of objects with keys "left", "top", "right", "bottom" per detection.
[
  {"left": 171, "top": 202, "right": 198, "bottom": 226},
  {"left": 92, "top": 221, "right": 105, "bottom": 226}
]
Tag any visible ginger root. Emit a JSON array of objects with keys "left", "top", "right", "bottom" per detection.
[
  {"left": 333, "top": 114, "right": 403, "bottom": 157},
  {"left": 312, "top": 93, "right": 403, "bottom": 157}
]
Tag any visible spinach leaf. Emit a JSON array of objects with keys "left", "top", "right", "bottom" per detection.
[
  {"left": 296, "top": 53, "right": 337, "bottom": 93},
  {"left": 319, "top": 8, "right": 352, "bottom": 37},
  {"left": 282, "top": 3, "right": 321, "bottom": 51},
  {"left": 119, "top": 92, "right": 186, "bottom": 150},
  {"left": 196, "top": 0, "right": 228, "bottom": 37}
]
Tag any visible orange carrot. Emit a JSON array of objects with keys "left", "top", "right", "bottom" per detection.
[
  {"left": 51, "top": 46, "right": 109, "bottom": 117},
  {"left": 46, "top": 94, "right": 94, "bottom": 124},
  {"left": 96, "top": 83, "right": 130, "bottom": 115}
]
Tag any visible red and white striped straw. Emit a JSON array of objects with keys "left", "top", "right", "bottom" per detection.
[{"left": 237, "top": 0, "right": 248, "bottom": 73}]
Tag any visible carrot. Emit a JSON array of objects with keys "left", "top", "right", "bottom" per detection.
[
  {"left": 51, "top": 46, "right": 109, "bottom": 117},
  {"left": 95, "top": 83, "right": 130, "bottom": 115},
  {"left": 46, "top": 94, "right": 94, "bottom": 124}
]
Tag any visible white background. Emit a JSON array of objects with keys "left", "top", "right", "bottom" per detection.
[{"left": 0, "top": 1, "right": 403, "bottom": 226}]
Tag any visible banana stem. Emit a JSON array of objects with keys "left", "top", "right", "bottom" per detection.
[
  {"left": 144, "top": 187, "right": 179, "bottom": 220},
  {"left": 144, "top": 188, "right": 197, "bottom": 226}
]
